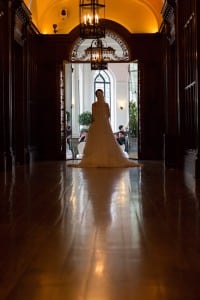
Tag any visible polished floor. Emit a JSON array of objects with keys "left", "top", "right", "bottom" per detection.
[{"left": 1, "top": 160, "right": 200, "bottom": 300}]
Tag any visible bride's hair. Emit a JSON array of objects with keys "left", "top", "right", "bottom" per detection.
[{"left": 95, "top": 89, "right": 103, "bottom": 96}]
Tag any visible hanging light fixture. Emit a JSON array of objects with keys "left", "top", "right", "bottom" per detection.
[
  {"left": 79, "top": 0, "right": 105, "bottom": 39},
  {"left": 84, "top": 38, "right": 116, "bottom": 70},
  {"left": 90, "top": 38, "right": 108, "bottom": 70}
]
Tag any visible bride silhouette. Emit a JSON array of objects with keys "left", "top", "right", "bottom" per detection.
[{"left": 69, "top": 89, "right": 141, "bottom": 168}]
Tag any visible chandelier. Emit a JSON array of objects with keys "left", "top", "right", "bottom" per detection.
[
  {"left": 79, "top": 0, "right": 105, "bottom": 39},
  {"left": 89, "top": 39, "right": 110, "bottom": 70}
]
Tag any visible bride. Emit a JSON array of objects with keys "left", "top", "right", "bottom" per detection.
[{"left": 68, "top": 89, "right": 141, "bottom": 168}]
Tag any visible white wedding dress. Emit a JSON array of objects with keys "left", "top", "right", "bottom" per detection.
[{"left": 69, "top": 98, "right": 141, "bottom": 168}]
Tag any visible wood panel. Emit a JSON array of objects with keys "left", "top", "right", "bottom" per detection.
[
  {"left": 181, "top": 3, "right": 197, "bottom": 149},
  {"left": 177, "top": 0, "right": 200, "bottom": 177}
]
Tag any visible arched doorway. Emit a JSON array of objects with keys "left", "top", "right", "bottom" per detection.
[{"left": 64, "top": 29, "right": 139, "bottom": 160}]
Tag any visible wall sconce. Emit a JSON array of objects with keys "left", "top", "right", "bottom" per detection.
[
  {"left": 71, "top": 100, "right": 75, "bottom": 108},
  {"left": 118, "top": 100, "right": 125, "bottom": 110},
  {"left": 61, "top": 9, "right": 67, "bottom": 17},
  {"left": 53, "top": 24, "right": 58, "bottom": 33}
]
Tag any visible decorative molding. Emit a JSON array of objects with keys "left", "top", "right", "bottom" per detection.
[
  {"left": 70, "top": 30, "right": 130, "bottom": 63},
  {"left": 14, "top": 2, "right": 32, "bottom": 45},
  {"left": 161, "top": 1, "right": 175, "bottom": 44},
  {"left": 107, "top": 30, "right": 129, "bottom": 59}
]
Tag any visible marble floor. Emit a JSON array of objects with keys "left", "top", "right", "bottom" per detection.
[{"left": 0, "top": 160, "right": 200, "bottom": 300}]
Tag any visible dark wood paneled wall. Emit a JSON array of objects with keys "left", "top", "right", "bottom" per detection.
[
  {"left": 0, "top": 0, "right": 40, "bottom": 171},
  {"left": 161, "top": 1, "right": 180, "bottom": 168},
  {"left": 162, "top": 0, "right": 200, "bottom": 177},
  {"left": 0, "top": 0, "right": 14, "bottom": 170},
  {"left": 178, "top": 0, "right": 200, "bottom": 177},
  {"left": 131, "top": 34, "right": 164, "bottom": 159}
]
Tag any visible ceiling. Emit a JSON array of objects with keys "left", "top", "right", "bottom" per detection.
[{"left": 24, "top": 0, "right": 164, "bottom": 35}]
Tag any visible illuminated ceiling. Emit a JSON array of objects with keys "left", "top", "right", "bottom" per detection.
[{"left": 24, "top": 0, "right": 164, "bottom": 35}]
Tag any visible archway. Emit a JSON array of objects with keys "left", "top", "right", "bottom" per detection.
[{"left": 64, "top": 25, "right": 139, "bottom": 160}]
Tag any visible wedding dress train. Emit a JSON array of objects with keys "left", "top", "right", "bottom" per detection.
[{"left": 68, "top": 90, "right": 141, "bottom": 168}]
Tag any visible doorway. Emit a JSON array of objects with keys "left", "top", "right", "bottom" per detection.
[
  {"left": 128, "top": 61, "right": 139, "bottom": 159},
  {"left": 64, "top": 62, "right": 139, "bottom": 160}
]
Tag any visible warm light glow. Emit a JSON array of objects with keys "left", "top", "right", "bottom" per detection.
[
  {"left": 95, "top": 261, "right": 104, "bottom": 275},
  {"left": 92, "top": 53, "right": 100, "bottom": 61},
  {"left": 83, "top": 14, "right": 93, "bottom": 25},
  {"left": 95, "top": 14, "right": 99, "bottom": 24},
  {"left": 80, "top": 0, "right": 105, "bottom": 38},
  {"left": 94, "top": 249, "right": 105, "bottom": 277},
  {"left": 42, "top": 28, "right": 49, "bottom": 34},
  {"left": 24, "top": 0, "right": 163, "bottom": 34}
]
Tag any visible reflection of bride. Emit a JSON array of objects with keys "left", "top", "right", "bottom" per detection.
[
  {"left": 82, "top": 168, "right": 127, "bottom": 226},
  {"left": 69, "top": 89, "right": 141, "bottom": 168}
]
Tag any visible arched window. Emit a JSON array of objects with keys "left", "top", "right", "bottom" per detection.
[{"left": 94, "top": 71, "right": 111, "bottom": 108}]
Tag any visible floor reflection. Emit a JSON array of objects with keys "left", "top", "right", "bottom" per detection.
[
  {"left": 2, "top": 161, "right": 200, "bottom": 299},
  {"left": 81, "top": 168, "right": 128, "bottom": 228},
  {"left": 78, "top": 168, "right": 144, "bottom": 300}
]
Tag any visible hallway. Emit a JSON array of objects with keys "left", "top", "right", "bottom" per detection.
[{"left": 1, "top": 161, "right": 200, "bottom": 300}]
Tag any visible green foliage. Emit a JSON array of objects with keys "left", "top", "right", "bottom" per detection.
[
  {"left": 129, "top": 101, "right": 138, "bottom": 137},
  {"left": 66, "top": 111, "right": 71, "bottom": 122},
  {"left": 78, "top": 111, "right": 92, "bottom": 126}
]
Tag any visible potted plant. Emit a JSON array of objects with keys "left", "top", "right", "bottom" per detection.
[
  {"left": 129, "top": 101, "right": 138, "bottom": 137},
  {"left": 66, "top": 111, "right": 71, "bottom": 122},
  {"left": 78, "top": 111, "right": 92, "bottom": 127}
]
